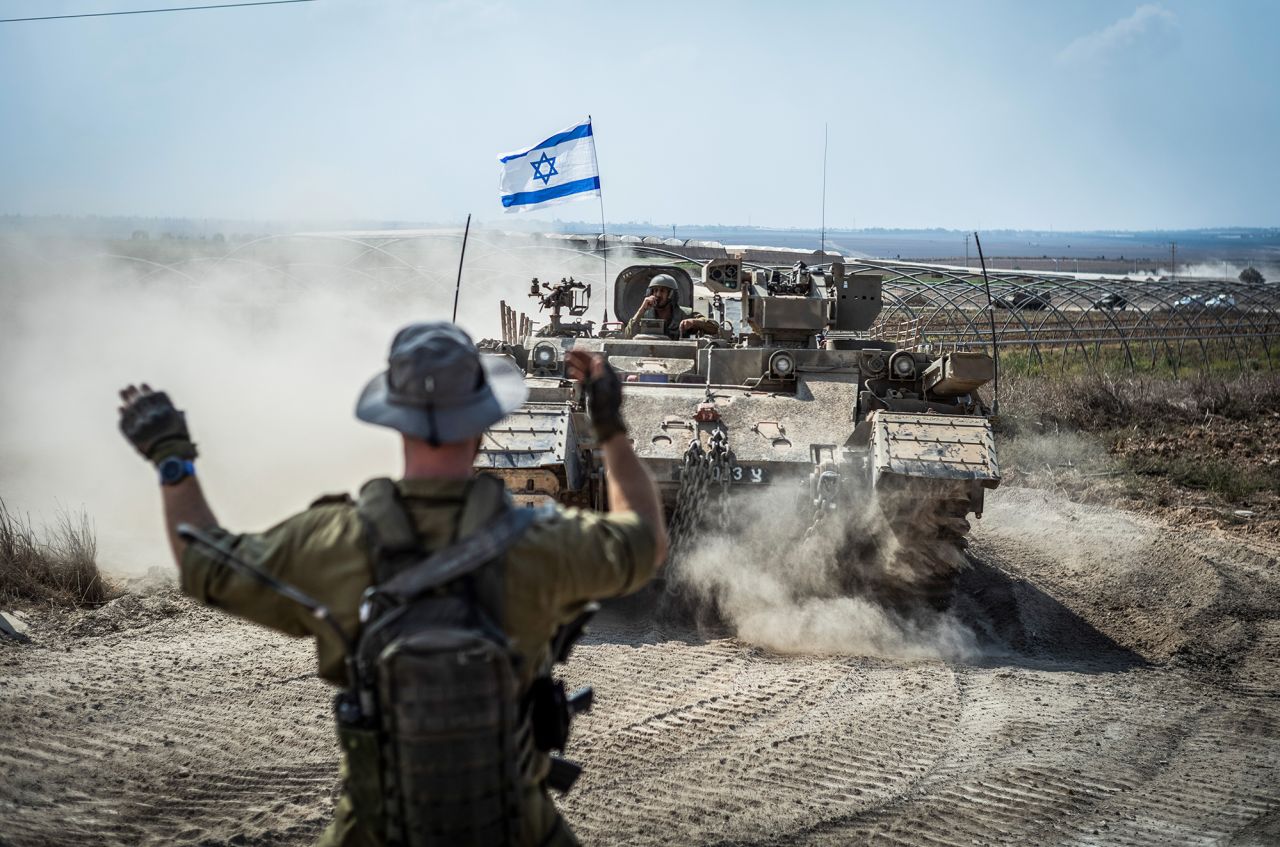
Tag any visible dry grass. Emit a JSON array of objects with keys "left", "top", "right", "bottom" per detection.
[
  {"left": 992, "top": 372, "right": 1280, "bottom": 525},
  {"left": 0, "top": 498, "right": 110, "bottom": 608},
  {"left": 996, "top": 371, "right": 1280, "bottom": 433},
  {"left": 1124, "top": 454, "right": 1276, "bottom": 501}
]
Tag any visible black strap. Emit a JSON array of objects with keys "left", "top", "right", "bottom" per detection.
[
  {"left": 376, "top": 507, "right": 537, "bottom": 605},
  {"left": 357, "top": 478, "right": 422, "bottom": 575}
]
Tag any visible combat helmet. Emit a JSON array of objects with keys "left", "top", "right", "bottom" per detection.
[{"left": 648, "top": 273, "right": 680, "bottom": 305}]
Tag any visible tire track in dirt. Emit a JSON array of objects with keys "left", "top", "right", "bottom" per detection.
[
  {"left": 558, "top": 639, "right": 966, "bottom": 845},
  {"left": 0, "top": 604, "right": 339, "bottom": 847},
  {"left": 1, "top": 489, "right": 1278, "bottom": 846},
  {"left": 554, "top": 491, "right": 1280, "bottom": 846}
]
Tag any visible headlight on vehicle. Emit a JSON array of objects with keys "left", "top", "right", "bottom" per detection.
[
  {"left": 769, "top": 350, "right": 796, "bottom": 379},
  {"left": 888, "top": 351, "right": 917, "bottom": 381},
  {"left": 861, "top": 352, "right": 888, "bottom": 377},
  {"left": 531, "top": 342, "right": 559, "bottom": 372}
]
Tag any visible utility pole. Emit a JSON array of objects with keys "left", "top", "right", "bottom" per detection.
[
  {"left": 1170, "top": 242, "right": 1177, "bottom": 282},
  {"left": 964, "top": 233, "right": 970, "bottom": 269}
]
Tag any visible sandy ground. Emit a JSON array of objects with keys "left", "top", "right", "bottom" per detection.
[{"left": 2, "top": 487, "right": 1279, "bottom": 846}]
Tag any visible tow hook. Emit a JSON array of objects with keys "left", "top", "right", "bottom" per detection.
[
  {"left": 812, "top": 470, "right": 840, "bottom": 509},
  {"left": 694, "top": 402, "right": 720, "bottom": 423}
]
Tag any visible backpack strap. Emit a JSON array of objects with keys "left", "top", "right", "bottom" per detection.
[
  {"left": 357, "top": 478, "right": 425, "bottom": 582},
  {"left": 376, "top": 507, "right": 537, "bottom": 605}
]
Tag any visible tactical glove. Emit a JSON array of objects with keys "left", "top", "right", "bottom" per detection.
[
  {"left": 583, "top": 358, "right": 626, "bottom": 442},
  {"left": 119, "top": 387, "right": 198, "bottom": 464}
]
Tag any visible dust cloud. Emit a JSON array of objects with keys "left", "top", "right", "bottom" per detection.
[
  {"left": 0, "top": 230, "right": 614, "bottom": 576},
  {"left": 670, "top": 486, "right": 980, "bottom": 661},
  {"left": 977, "top": 487, "right": 1155, "bottom": 578},
  {"left": 999, "top": 430, "right": 1109, "bottom": 476},
  {"left": 1130, "top": 260, "right": 1277, "bottom": 282}
]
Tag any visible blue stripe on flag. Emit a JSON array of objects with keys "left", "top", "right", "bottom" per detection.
[
  {"left": 502, "top": 176, "right": 601, "bottom": 208},
  {"left": 499, "top": 122, "right": 593, "bottom": 164}
]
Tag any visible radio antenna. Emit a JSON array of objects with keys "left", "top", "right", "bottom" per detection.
[
  {"left": 451, "top": 213, "right": 471, "bottom": 323},
  {"left": 819, "top": 122, "right": 828, "bottom": 264},
  {"left": 974, "top": 231, "right": 1000, "bottom": 417}
]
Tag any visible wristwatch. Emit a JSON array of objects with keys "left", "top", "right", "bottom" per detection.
[{"left": 157, "top": 457, "right": 196, "bottom": 486}]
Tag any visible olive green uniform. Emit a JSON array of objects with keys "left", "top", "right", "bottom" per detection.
[
  {"left": 180, "top": 474, "right": 657, "bottom": 847},
  {"left": 623, "top": 304, "right": 715, "bottom": 340}
]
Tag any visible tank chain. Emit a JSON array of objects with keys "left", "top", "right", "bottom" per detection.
[
  {"left": 803, "top": 500, "right": 827, "bottom": 542},
  {"left": 803, "top": 468, "right": 841, "bottom": 542},
  {"left": 669, "top": 429, "right": 733, "bottom": 562}
]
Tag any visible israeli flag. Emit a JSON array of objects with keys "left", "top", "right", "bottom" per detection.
[{"left": 498, "top": 118, "right": 601, "bottom": 212}]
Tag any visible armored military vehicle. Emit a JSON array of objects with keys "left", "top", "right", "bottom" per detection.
[{"left": 478, "top": 259, "right": 1001, "bottom": 608}]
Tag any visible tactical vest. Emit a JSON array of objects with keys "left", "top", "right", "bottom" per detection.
[
  {"left": 639, "top": 305, "right": 686, "bottom": 339},
  {"left": 335, "top": 478, "right": 542, "bottom": 847}
]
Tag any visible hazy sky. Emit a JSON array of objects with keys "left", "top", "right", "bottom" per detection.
[{"left": 2, "top": 0, "right": 1277, "bottom": 230}]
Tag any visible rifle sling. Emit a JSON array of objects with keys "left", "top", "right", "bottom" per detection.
[{"left": 377, "top": 507, "right": 536, "bottom": 605}]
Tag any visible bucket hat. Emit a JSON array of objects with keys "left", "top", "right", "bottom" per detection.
[{"left": 355, "top": 322, "right": 528, "bottom": 444}]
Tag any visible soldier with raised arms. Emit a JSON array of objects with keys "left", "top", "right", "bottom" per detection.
[{"left": 117, "top": 322, "right": 668, "bottom": 847}]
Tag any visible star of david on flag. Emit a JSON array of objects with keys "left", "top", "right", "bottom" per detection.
[
  {"left": 530, "top": 152, "right": 558, "bottom": 185},
  {"left": 498, "top": 118, "right": 601, "bottom": 212}
]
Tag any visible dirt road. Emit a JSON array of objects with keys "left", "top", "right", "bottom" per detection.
[{"left": 2, "top": 488, "right": 1278, "bottom": 846}]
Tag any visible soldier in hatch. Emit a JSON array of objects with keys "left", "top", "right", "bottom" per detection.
[
  {"left": 624, "top": 273, "right": 719, "bottom": 339},
  {"left": 117, "top": 322, "right": 668, "bottom": 847}
]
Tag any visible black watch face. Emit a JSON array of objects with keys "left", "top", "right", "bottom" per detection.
[{"left": 159, "top": 458, "right": 188, "bottom": 484}]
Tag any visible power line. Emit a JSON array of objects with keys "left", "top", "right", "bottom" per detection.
[{"left": 0, "top": 0, "right": 314, "bottom": 24}]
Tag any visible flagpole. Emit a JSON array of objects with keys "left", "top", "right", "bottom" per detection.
[{"left": 588, "top": 114, "right": 609, "bottom": 320}]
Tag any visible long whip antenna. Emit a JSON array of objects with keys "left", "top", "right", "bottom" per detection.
[
  {"left": 819, "top": 122, "right": 828, "bottom": 263},
  {"left": 974, "top": 231, "right": 1000, "bottom": 417},
  {"left": 451, "top": 213, "right": 471, "bottom": 323}
]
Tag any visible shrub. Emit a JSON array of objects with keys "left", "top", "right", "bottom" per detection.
[
  {"left": 1239, "top": 267, "right": 1265, "bottom": 285},
  {"left": 0, "top": 499, "right": 109, "bottom": 607},
  {"left": 1124, "top": 455, "right": 1278, "bottom": 501}
]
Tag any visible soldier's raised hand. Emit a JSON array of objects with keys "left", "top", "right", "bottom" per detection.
[
  {"left": 118, "top": 383, "right": 199, "bottom": 464},
  {"left": 566, "top": 350, "right": 626, "bottom": 442}
]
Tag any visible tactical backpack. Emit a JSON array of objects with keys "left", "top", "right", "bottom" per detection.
[
  {"left": 175, "top": 478, "right": 591, "bottom": 845},
  {"left": 334, "top": 477, "right": 545, "bottom": 847}
]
